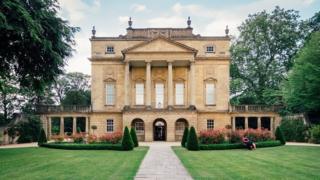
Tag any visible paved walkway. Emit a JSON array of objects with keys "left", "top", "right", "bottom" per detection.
[
  {"left": 135, "top": 142, "right": 192, "bottom": 180},
  {"left": 0, "top": 142, "right": 38, "bottom": 149},
  {"left": 286, "top": 142, "right": 320, "bottom": 147}
]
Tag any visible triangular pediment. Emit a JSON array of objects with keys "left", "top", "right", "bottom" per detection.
[{"left": 122, "top": 36, "right": 197, "bottom": 54}]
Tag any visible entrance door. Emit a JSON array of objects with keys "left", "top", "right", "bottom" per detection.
[{"left": 153, "top": 119, "right": 166, "bottom": 141}]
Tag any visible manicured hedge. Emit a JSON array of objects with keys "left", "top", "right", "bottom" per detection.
[
  {"left": 40, "top": 143, "right": 123, "bottom": 150},
  {"left": 199, "top": 140, "right": 282, "bottom": 150}
]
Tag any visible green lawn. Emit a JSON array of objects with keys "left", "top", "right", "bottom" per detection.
[
  {"left": 173, "top": 146, "right": 320, "bottom": 179},
  {"left": 0, "top": 147, "right": 148, "bottom": 180}
]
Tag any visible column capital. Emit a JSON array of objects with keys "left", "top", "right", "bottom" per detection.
[
  {"left": 167, "top": 60, "right": 174, "bottom": 63},
  {"left": 145, "top": 60, "right": 152, "bottom": 63}
]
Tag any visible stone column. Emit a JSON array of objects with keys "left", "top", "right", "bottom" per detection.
[
  {"left": 189, "top": 61, "right": 195, "bottom": 108},
  {"left": 245, "top": 117, "right": 248, "bottom": 129},
  {"left": 124, "top": 62, "right": 130, "bottom": 108},
  {"left": 271, "top": 117, "right": 274, "bottom": 132},
  {"left": 232, "top": 117, "right": 235, "bottom": 131},
  {"left": 258, "top": 117, "right": 261, "bottom": 129},
  {"left": 85, "top": 116, "right": 89, "bottom": 133},
  {"left": 73, "top": 117, "right": 77, "bottom": 134},
  {"left": 167, "top": 61, "right": 173, "bottom": 109},
  {"left": 146, "top": 61, "right": 151, "bottom": 109},
  {"left": 48, "top": 117, "right": 52, "bottom": 138},
  {"left": 60, "top": 117, "right": 64, "bottom": 136}
]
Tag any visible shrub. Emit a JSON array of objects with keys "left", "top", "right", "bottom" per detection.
[
  {"left": 244, "top": 128, "right": 273, "bottom": 142},
  {"left": 310, "top": 125, "right": 320, "bottom": 144},
  {"left": 199, "top": 140, "right": 282, "bottom": 150},
  {"left": 51, "top": 135, "right": 64, "bottom": 142},
  {"left": 38, "top": 128, "right": 47, "bottom": 145},
  {"left": 280, "top": 118, "right": 308, "bottom": 142},
  {"left": 186, "top": 126, "right": 199, "bottom": 151},
  {"left": 99, "top": 131, "right": 122, "bottom": 144},
  {"left": 130, "top": 128, "right": 139, "bottom": 147},
  {"left": 8, "top": 115, "right": 41, "bottom": 143},
  {"left": 181, "top": 127, "right": 189, "bottom": 147},
  {"left": 72, "top": 133, "right": 85, "bottom": 143},
  {"left": 121, "top": 126, "right": 134, "bottom": 151},
  {"left": 275, "top": 126, "right": 286, "bottom": 145},
  {"left": 199, "top": 129, "right": 225, "bottom": 144},
  {"left": 40, "top": 143, "right": 123, "bottom": 150},
  {"left": 87, "top": 134, "right": 98, "bottom": 144},
  {"left": 229, "top": 130, "right": 244, "bottom": 143}
]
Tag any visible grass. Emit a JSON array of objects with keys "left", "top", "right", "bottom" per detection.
[
  {"left": 173, "top": 146, "right": 320, "bottom": 179},
  {"left": 0, "top": 147, "right": 148, "bottom": 180}
]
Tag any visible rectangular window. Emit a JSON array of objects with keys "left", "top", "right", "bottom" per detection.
[
  {"left": 175, "top": 83, "right": 184, "bottom": 105},
  {"left": 106, "top": 46, "right": 114, "bottom": 54},
  {"left": 135, "top": 83, "right": 144, "bottom": 105},
  {"left": 206, "top": 46, "right": 215, "bottom": 53},
  {"left": 106, "top": 119, "right": 114, "bottom": 132},
  {"left": 206, "top": 83, "right": 215, "bottom": 105},
  {"left": 207, "top": 119, "right": 214, "bottom": 130},
  {"left": 106, "top": 83, "right": 115, "bottom": 105},
  {"left": 155, "top": 83, "right": 164, "bottom": 108}
]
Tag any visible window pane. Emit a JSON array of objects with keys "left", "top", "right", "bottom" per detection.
[
  {"left": 106, "top": 119, "right": 114, "bottom": 132},
  {"left": 156, "top": 83, "right": 164, "bottom": 108},
  {"left": 136, "top": 83, "right": 144, "bottom": 105},
  {"left": 106, "top": 84, "right": 115, "bottom": 105},
  {"left": 175, "top": 83, "right": 184, "bottom": 105},
  {"left": 206, "top": 83, "right": 215, "bottom": 105},
  {"left": 207, "top": 119, "right": 214, "bottom": 130}
]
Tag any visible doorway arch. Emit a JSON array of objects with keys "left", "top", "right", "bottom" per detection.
[
  {"left": 175, "top": 118, "right": 189, "bottom": 141},
  {"left": 153, "top": 118, "right": 167, "bottom": 141},
  {"left": 131, "top": 118, "right": 145, "bottom": 141}
]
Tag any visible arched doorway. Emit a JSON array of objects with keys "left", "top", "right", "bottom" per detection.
[
  {"left": 153, "top": 119, "right": 166, "bottom": 141},
  {"left": 131, "top": 119, "right": 145, "bottom": 141},
  {"left": 175, "top": 118, "right": 189, "bottom": 141}
]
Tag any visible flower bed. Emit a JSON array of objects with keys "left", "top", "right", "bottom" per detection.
[
  {"left": 199, "top": 140, "right": 282, "bottom": 150},
  {"left": 40, "top": 142, "right": 123, "bottom": 150}
]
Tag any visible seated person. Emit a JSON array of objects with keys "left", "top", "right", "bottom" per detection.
[{"left": 242, "top": 137, "right": 256, "bottom": 150}]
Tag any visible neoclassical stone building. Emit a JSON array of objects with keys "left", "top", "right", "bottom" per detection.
[{"left": 39, "top": 18, "right": 281, "bottom": 141}]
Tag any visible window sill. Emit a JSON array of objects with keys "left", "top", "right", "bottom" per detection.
[
  {"left": 206, "top": 104, "right": 216, "bottom": 107},
  {"left": 205, "top": 52, "right": 215, "bottom": 54},
  {"left": 105, "top": 104, "right": 115, "bottom": 107},
  {"left": 105, "top": 52, "right": 115, "bottom": 54}
]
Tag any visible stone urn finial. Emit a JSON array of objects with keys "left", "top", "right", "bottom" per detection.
[
  {"left": 92, "top": 26, "right": 96, "bottom": 37},
  {"left": 128, "top": 17, "right": 133, "bottom": 29},
  {"left": 225, "top": 25, "right": 229, "bottom": 36},
  {"left": 187, "top": 16, "right": 191, "bottom": 28}
]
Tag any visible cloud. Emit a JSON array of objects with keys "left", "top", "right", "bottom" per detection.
[
  {"left": 118, "top": 16, "right": 130, "bottom": 24},
  {"left": 58, "top": 0, "right": 101, "bottom": 23},
  {"left": 148, "top": 16, "right": 186, "bottom": 27},
  {"left": 130, "top": 4, "right": 147, "bottom": 13}
]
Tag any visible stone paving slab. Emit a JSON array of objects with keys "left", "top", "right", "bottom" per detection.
[
  {"left": 0, "top": 142, "right": 38, "bottom": 149},
  {"left": 135, "top": 142, "right": 193, "bottom": 180},
  {"left": 286, "top": 142, "right": 320, "bottom": 147}
]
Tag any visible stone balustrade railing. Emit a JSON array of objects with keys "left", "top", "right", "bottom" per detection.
[
  {"left": 36, "top": 105, "right": 92, "bottom": 113},
  {"left": 230, "top": 105, "right": 282, "bottom": 113}
]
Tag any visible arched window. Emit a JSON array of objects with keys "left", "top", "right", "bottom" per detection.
[{"left": 175, "top": 119, "right": 189, "bottom": 141}]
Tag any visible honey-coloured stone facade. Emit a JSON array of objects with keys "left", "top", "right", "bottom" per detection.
[{"left": 40, "top": 24, "right": 281, "bottom": 141}]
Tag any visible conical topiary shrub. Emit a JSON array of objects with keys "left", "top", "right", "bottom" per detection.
[
  {"left": 130, "top": 127, "right": 139, "bottom": 147},
  {"left": 122, "top": 126, "right": 134, "bottom": 150},
  {"left": 38, "top": 128, "right": 47, "bottom": 146},
  {"left": 186, "top": 126, "right": 199, "bottom": 151},
  {"left": 181, "top": 127, "right": 189, "bottom": 147},
  {"left": 275, "top": 126, "right": 286, "bottom": 145}
]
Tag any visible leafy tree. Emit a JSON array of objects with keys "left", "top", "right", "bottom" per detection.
[
  {"left": 186, "top": 126, "right": 199, "bottom": 151},
  {"left": 181, "top": 127, "right": 189, "bottom": 147},
  {"left": 38, "top": 128, "right": 47, "bottom": 145},
  {"left": 280, "top": 118, "right": 308, "bottom": 142},
  {"left": 130, "top": 127, "right": 139, "bottom": 147},
  {"left": 0, "top": 78, "right": 19, "bottom": 125},
  {"left": 0, "top": 0, "right": 79, "bottom": 93},
  {"left": 275, "top": 126, "right": 286, "bottom": 145},
  {"left": 283, "top": 32, "right": 320, "bottom": 113},
  {"left": 52, "top": 72, "right": 90, "bottom": 104},
  {"left": 230, "top": 6, "right": 307, "bottom": 105},
  {"left": 121, "top": 126, "right": 134, "bottom": 151},
  {"left": 61, "top": 90, "right": 91, "bottom": 106},
  {"left": 309, "top": 11, "right": 320, "bottom": 33}
]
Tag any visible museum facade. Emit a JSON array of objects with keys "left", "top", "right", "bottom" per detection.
[{"left": 39, "top": 18, "right": 281, "bottom": 141}]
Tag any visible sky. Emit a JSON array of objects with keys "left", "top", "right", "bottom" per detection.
[{"left": 57, "top": 0, "right": 320, "bottom": 75}]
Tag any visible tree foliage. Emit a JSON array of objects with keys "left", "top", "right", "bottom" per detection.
[
  {"left": 130, "top": 127, "right": 139, "bottom": 147},
  {"left": 181, "top": 127, "right": 189, "bottom": 147},
  {"left": 230, "top": 6, "right": 307, "bottom": 105},
  {"left": 283, "top": 32, "right": 320, "bottom": 113},
  {"left": 186, "top": 126, "right": 199, "bottom": 151},
  {"left": 38, "top": 128, "right": 47, "bottom": 145},
  {"left": 0, "top": 0, "right": 79, "bottom": 93},
  {"left": 275, "top": 126, "right": 286, "bottom": 145},
  {"left": 121, "top": 126, "right": 134, "bottom": 151}
]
